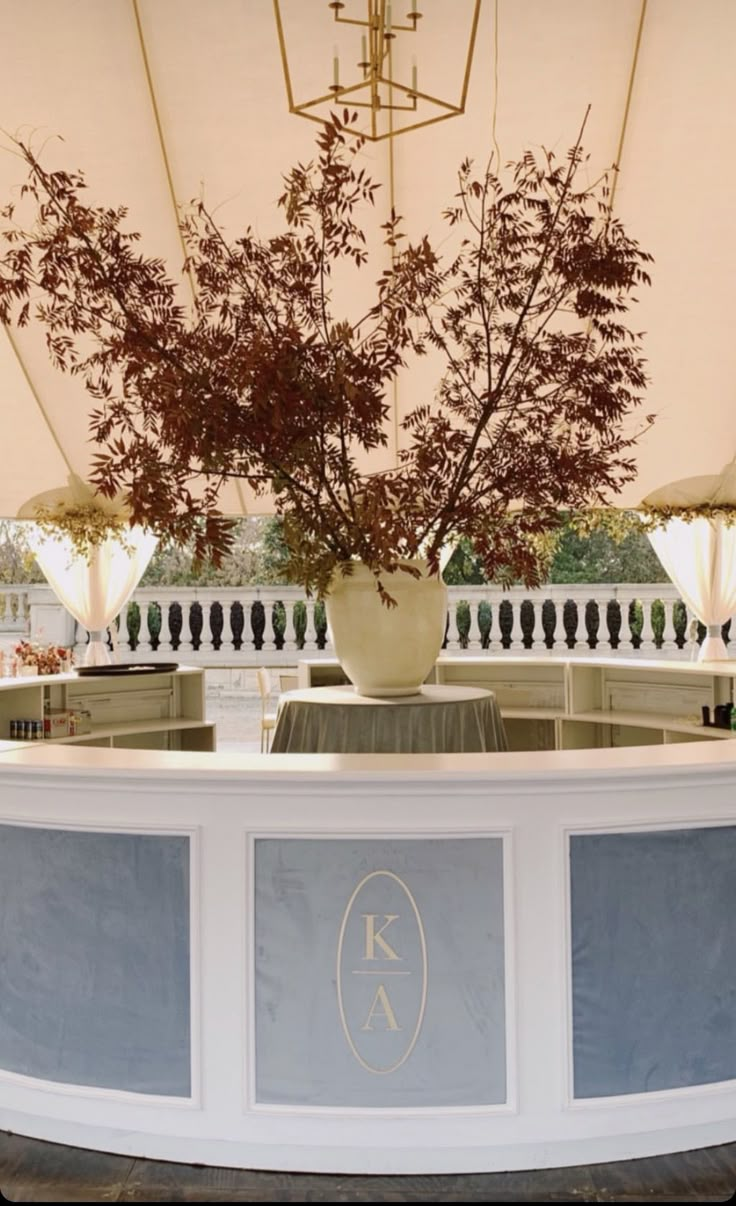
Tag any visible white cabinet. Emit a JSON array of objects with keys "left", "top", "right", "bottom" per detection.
[
  {"left": 0, "top": 666, "right": 214, "bottom": 752},
  {"left": 297, "top": 655, "right": 736, "bottom": 751},
  {"left": 562, "top": 660, "right": 735, "bottom": 749}
]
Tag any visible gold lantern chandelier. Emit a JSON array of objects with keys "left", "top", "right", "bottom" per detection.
[{"left": 274, "top": 1, "right": 482, "bottom": 141}]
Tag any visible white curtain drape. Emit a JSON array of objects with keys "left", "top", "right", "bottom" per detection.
[
  {"left": 29, "top": 527, "right": 158, "bottom": 666},
  {"left": 647, "top": 516, "right": 736, "bottom": 660}
]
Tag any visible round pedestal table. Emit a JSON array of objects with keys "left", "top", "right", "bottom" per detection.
[{"left": 269, "top": 683, "right": 509, "bottom": 754}]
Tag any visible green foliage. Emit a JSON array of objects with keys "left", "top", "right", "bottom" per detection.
[
  {"left": 436, "top": 515, "right": 667, "bottom": 587},
  {"left": 548, "top": 523, "right": 667, "bottom": 584},
  {"left": 259, "top": 517, "right": 295, "bottom": 585},
  {"left": 140, "top": 517, "right": 288, "bottom": 588},
  {"left": 442, "top": 538, "right": 487, "bottom": 585},
  {"left": 0, "top": 521, "right": 43, "bottom": 584},
  {"left": 0, "top": 513, "right": 671, "bottom": 595}
]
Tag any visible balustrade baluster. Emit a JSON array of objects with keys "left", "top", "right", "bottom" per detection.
[
  {"left": 595, "top": 597, "right": 611, "bottom": 653},
  {"left": 638, "top": 598, "right": 656, "bottom": 654},
  {"left": 283, "top": 601, "right": 298, "bottom": 654},
  {"left": 157, "top": 599, "right": 172, "bottom": 653},
  {"left": 137, "top": 601, "right": 152, "bottom": 654},
  {"left": 178, "top": 599, "right": 193, "bottom": 654},
  {"left": 530, "top": 598, "right": 545, "bottom": 652},
  {"left": 240, "top": 601, "right": 253, "bottom": 654},
  {"left": 481, "top": 601, "right": 494, "bottom": 651},
  {"left": 487, "top": 600, "right": 503, "bottom": 652},
  {"left": 322, "top": 606, "right": 334, "bottom": 653},
  {"left": 445, "top": 599, "right": 461, "bottom": 651},
  {"left": 261, "top": 598, "right": 277, "bottom": 652},
  {"left": 552, "top": 598, "right": 567, "bottom": 650},
  {"left": 198, "top": 600, "right": 214, "bottom": 653},
  {"left": 466, "top": 598, "right": 482, "bottom": 650},
  {"left": 579, "top": 599, "right": 592, "bottom": 649},
  {"left": 303, "top": 599, "right": 318, "bottom": 651},
  {"left": 508, "top": 597, "right": 524, "bottom": 651},
  {"left": 617, "top": 594, "right": 634, "bottom": 652},
  {"left": 661, "top": 598, "right": 679, "bottom": 654},
  {"left": 219, "top": 600, "right": 234, "bottom": 654},
  {"left": 117, "top": 605, "right": 132, "bottom": 657},
  {"left": 0, "top": 594, "right": 6, "bottom": 622}
]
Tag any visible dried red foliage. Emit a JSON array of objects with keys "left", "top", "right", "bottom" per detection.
[{"left": 0, "top": 110, "right": 652, "bottom": 600}]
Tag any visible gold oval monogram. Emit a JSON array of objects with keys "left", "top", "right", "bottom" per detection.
[{"left": 336, "top": 869, "right": 428, "bottom": 1075}]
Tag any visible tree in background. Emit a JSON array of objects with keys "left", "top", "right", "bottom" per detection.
[
  {"left": 140, "top": 517, "right": 285, "bottom": 587},
  {"left": 443, "top": 518, "right": 666, "bottom": 586},
  {"left": 0, "top": 522, "right": 41, "bottom": 584},
  {"left": 547, "top": 521, "right": 666, "bottom": 584},
  {"left": 0, "top": 514, "right": 666, "bottom": 589},
  {"left": 442, "top": 537, "right": 487, "bottom": 586}
]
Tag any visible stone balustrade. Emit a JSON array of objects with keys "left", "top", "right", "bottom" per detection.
[
  {"left": 1, "top": 581, "right": 725, "bottom": 666},
  {"left": 0, "top": 590, "right": 30, "bottom": 633}
]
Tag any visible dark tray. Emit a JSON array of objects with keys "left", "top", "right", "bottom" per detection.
[{"left": 75, "top": 662, "right": 179, "bottom": 677}]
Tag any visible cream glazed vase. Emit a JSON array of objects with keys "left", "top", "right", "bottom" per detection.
[{"left": 324, "top": 559, "right": 448, "bottom": 697}]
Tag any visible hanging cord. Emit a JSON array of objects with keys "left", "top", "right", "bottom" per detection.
[
  {"left": 609, "top": 0, "right": 648, "bottom": 214},
  {"left": 491, "top": 0, "right": 500, "bottom": 168}
]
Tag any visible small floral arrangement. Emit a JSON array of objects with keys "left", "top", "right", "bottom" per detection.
[
  {"left": 34, "top": 502, "right": 133, "bottom": 561},
  {"left": 14, "top": 639, "right": 72, "bottom": 675}
]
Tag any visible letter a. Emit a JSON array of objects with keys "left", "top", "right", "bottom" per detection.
[{"left": 361, "top": 984, "right": 401, "bottom": 1031}]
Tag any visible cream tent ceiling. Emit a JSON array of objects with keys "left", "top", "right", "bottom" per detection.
[{"left": 0, "top": 0, "right": 734, "bottom": 517}]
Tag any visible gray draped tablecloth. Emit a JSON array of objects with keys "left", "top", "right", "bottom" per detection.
[{"left": 270, "top": 684, "right": 508, "bottom": 754}]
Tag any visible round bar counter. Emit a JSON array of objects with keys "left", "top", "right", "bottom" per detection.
[{"left": 0, "top": 731, "right": 734, "bottom": 1174}]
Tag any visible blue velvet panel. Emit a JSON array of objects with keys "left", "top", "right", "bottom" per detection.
[
  {"left": 0, "top": 824, "right": 191, "bottom": 1096},
  {"left": 254, "top": 837, "right": 506, "bottom": 1107},
  {"left": 571, "top": 825, "right": 736, "bottom": 1098}
]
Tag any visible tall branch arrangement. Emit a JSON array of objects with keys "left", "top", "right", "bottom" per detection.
[{"left": 0, "top": 111, "right": 652, "bottom": 600}]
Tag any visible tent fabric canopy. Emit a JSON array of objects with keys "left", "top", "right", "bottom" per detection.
[
  {"left": 0, "top": 0, "right": 734, "bottom": 519},
  {"left": 642, "top": 460, "right": 736, "bottom": 511}
]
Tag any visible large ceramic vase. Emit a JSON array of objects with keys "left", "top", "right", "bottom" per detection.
[{"left": 324, "top": 559, "right": 448, "bottom": 697}]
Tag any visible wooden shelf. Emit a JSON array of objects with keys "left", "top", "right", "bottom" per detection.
[
  {"left": 500, "top": 707, "right": 564, "bottom": 721},
  {"left": 568, "top": 709, "right": 734, "bottom": 740},
  {"left": 0, "top": 667, "right": 214, "bottom": 753},
  {"left": 46, "top": 718, "right": 215, "bottom": 745}
]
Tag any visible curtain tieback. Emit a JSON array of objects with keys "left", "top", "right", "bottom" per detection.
[
  {"left": 707, "top": 624, "right": 722, "bottom": 638},
  {"left": 88, "top": 629, "right": 107, "bottom": 643}
]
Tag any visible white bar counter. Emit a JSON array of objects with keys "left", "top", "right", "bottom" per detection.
[{"left": 0, "top": 733, "right": 735, "bottom": 1173}]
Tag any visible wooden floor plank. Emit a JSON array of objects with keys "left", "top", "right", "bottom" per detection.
[
  {"left": 0, "top": 1133, "right": 134, "bottom": 1203},
  {"left": 117, "top": 1162, "right": 598, "bottom": 1203},
  {"left": 1, "top": 1132, "right": 735, "bottom": 1203},
  {"left": 587, "top": 1144, "right": 736, "bottom": 1203}
]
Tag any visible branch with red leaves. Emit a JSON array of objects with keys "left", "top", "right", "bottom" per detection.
[{"left": 0, "top": 111, "right": 653, "bottom": 598}]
